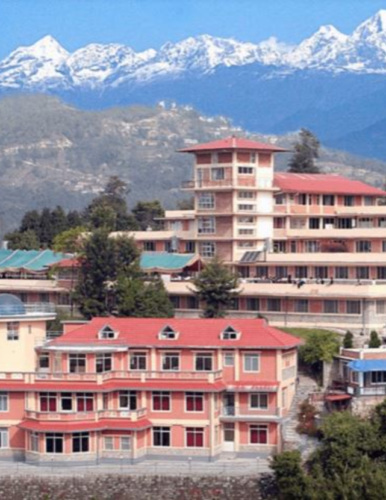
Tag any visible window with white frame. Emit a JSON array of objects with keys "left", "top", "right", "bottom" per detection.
[
  {"left": 72, "top": 432, "right": 89, "bottom": 453},
  {"left": 223, "top": 352, "right": 234, "bottom": 366},
  {"left": 120, "top": 437, "right": 131, "bottom": 451},
  {"left": 335, "top": 267, "right": 348, "bottom": 279},
  {"left": 198, "top": 192, "right": 215, "bottom": 209},
  {"left": 104, "top": 437, "right": 113, "bottom": 450},
  {"left": 40, "top": 392, "right": 57, "bottom": 412},
  {"left": 200, "top": 242, "right": 216, "bottom": 258},
  {"left": 159, "top": 326, "right": 178, "bottom": 340},
  {"left": 250, "top": 393, "right": 268, "bottom": 409},
  {"left": 305, "top": 241, "right": 320, "bottom": 253},
  {"left": 0, "top": 428, "right": 8, "bottom": 449},
  {"left": 324, "top": 300, "right": 338, "bottom": 314},
  {"left": 244, "top": 353, "right": 260, "bottom": 372},
  {"left": 119, "top": 391, "right": 137, "bottom": 410},
  {"left": 130, "top": 352, "right": 147, "bottom": 370},
  {"left": 356, "top": 240, "right": 372, "bottom": 253},
  {"left": 249, "top": 425, "right": 268, "bottom": 444},
  {"left": 195, "top": 353, "right": 213, "bottom": 371},
  {"left": 238, "top": 204, "right": 254, "bottom": 211},
  {"left": 238, "top": 216, "right": 254, "bottom": 224},
  {"left": 198, "top": 216, "right": 215, "bottom": 234},
  {"left": 152, "top": 391, "right": 170, "bottom": 411},
  {"left": 98, "top": 325, "right": 117, "bottom": 339},
  {"left": 185, "top": 392, "right": 204, "bottom": 412},
  {"left": 238, "top": 191, "right": 255, "bottom": 199},
  {"left": 221, "top": 326, "right": 239, "bottom": 340},
  {"left": 377, "top": 267, "right": 386, "bottom": 280},
  {"left": 0, "top": 393, "right": 8, "bottom": 412},
  {"left": 371, "top": 371, "right": 386, "bottom": 384},
  {"left": 238, "top": 166, "right": 254, "bottom": 175},
  {"left": 60, "top": 393, "right": 73, "bottom": 412},
  {"left": 46, "top": 433, "right": 63, "bottom": 453},
  {"left": 376, "top": 300, "right": 386, "bottom": 315},
  {"left": 38, "top": 353, "right": 49, "bottom": 370},
  {"left": 69, "top": 354, "right": 86, "bottom": 373},
  {"left": 186, "top": 427, "right": 204, "bottom": 447},
  {"left": 356, "top": 267, "right": 369, "bottom": 280},
  {"left": 153, "top": 427, "right": 170, "bottom": 447},
  {"left": 211, "top": 168, "right": 225, "bottom": 180},
  {"left": 30, "top": 432, "right": 39, "bottom": 452},
  {"left": 96, "top": 353, "right": 112, "bottom": 373},
  {"left": 6, "top": 322, "right": 19, "bottom": 341},
  {"left": 346, "top": 301, "right": 361, "bottom": 315},
  {"left": 238, "top": 228, "right": 254, "bottom": 235},
  {"left": 76, "top": 393, "right": 94, "bottom": 412},
  {"left": 162, "top": 352, "right": 180, "bottom": 371}
]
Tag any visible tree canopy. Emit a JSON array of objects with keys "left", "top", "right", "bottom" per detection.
[
  {"left": 192, "top": 257, "right": 239, "bottom": 318},
  {"left": 288, "top": 128, "right": 321, "bottom": 174}
]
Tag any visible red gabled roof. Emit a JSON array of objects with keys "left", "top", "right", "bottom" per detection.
[
  {"left": 274, "top": 173, "right": 386, "bottom": 196},
  {"left": 19, "top": 418, "right": 151, "bottom": 433},
  {"left": 51, "top": 258, "right": 81, "bottom": 268},
  {"left": 178, "top": 136, "right": 287, "bottom": 153},
  {"left": 48, "top": 318, "right": 301, "bottom": 350}
]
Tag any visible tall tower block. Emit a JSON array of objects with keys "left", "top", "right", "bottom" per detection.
[{"left": 180, "top": 137, "right": 287, "bottom": 263}]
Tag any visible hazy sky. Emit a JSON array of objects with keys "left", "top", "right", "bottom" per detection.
[{"left": 1, "top": 0, "right": 385, "bottom": 58}]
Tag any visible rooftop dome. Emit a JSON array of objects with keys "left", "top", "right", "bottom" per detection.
[{"left": 0, "top": 294, "right": 26, "bottom": 316}]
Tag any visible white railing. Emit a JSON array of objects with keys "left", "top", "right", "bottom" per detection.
[
  {"left": 25, "top": 407, "right": 147, "bottom": 422},
  {"left": 221, "top": 405, "right": 281, "bottom": 418}
]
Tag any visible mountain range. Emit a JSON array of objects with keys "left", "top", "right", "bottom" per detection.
[{"left": 1, "top": 11, "right": 386, "bottom": 160}]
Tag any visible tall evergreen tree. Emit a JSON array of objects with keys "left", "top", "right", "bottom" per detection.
[
  {"left": 288, "top": 128, "right": 321, "bottom": 174},
  {"left": 132, "top": 200, "right": 164, "bottom": 230},
  {"left": 193, "top": 257, "right": 239, "bottom": 318}
]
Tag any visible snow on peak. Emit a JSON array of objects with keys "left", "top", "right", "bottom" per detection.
[
  {"left": 22, "top": 35, "right": 69, "bottom": 59},
  {"left": 353, "top": 9, "right": 386, "bottom": 39}
]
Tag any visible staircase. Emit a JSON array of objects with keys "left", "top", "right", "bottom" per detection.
[{"left": 282, "top": 375, "right": 319, "bottom": 458}]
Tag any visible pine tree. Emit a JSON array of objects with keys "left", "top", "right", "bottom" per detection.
[
  {"left": 369, "top": 330, "right": 381, "bottom": 348},
  {"left": 288, "top": 128, "right": 320, "bottom": 174},
  {"left": 343, "top": 331, "right": 354, "bottom": 348},
  {"left": 193, "top": 257, "right": 239, "bottom": 318}
]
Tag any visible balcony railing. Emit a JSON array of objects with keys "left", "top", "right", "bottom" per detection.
[
  {"left": 25, "top": 407, "right": 147, "bottom": 422},
  {"left": 347, "top": 384, "right": 386, "bottom": 397},
  {"left": 221, "top": 405, "right": 281, "bottom": 418}
]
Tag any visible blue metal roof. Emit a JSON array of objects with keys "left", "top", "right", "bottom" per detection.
[
  {"left": 140, "top": 252, "right": 200, "bottom": 272},
  {"left": 0, "top": 250, "right": 69, "bottom": 272},
  {"left": 348, "top": 359, "right": 386, "bottom": 372}
]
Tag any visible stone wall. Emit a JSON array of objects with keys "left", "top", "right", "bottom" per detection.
[{"left": 0, "top": 475, "right": 262, "bottom": 500}]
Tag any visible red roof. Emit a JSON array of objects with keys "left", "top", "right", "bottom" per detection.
[
  {"left": 19, "top": 418, "right": 151, "bottom": 433},
  {"left": 49, "top": 318, "right": 301, "bottom": 350},
  {"left": 52, "top": 258, "right": 81, "bottom": 268},
  {"left": 178, "top": 136, "right": 287, "bottom": 153},
  {"left": 274, "top": 173, "right": 386, "bottom": 196}
]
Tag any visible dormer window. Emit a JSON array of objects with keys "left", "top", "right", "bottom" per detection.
[
  {"left": 99, "top": 325, "right": 117, "bottom": 340},
  {"left": 159, "top": 325, "right": 179, "bottom": 340},
  {"left": 221, "top": 326, "right": 240, "bottom": 340}
]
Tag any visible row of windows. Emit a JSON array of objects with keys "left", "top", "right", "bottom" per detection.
[
  {"left": 275, "top": 194, "right": 375, "bottom": 207},
  {"left": 143, "top": 241, "right": 196, "bottom": 253},
  {"left": 244, "top": 265, "right": 386, "bottom": 281}
]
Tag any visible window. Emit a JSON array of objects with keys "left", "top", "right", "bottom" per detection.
[
  {"left": 238, "top": 191, "right": 255, "bottom": 199},
  {"left": 104, "top": 437, "right": 113, "bottom": 450},
  {"left": 273, "top": 217, "right": 285, "bottom": 229},
  {"left": 314, "top": 266, "right": 328, "bottom": 279},
  {"left": 0, "top": 428, "right": 8, "bottom": 449},
  {"left": 99, "top": 326, "right": 116, "bottom": 339},
  {"left": 344, "top": 195, "right": 354, "bottom": 206},
  {"left": 371, "top": 372, "right": 386, "bottom": 384},
  {"left": 211, "top": 168, "right": 224, "bottom": 180},
  {"left": 295, "top": 266, "right": 308, "bottom": 279},
  {"left": 185, "top": 241, "right": 195, "bottom": 253},
  {"left": 238, "top": 166, "right": 254, "bottom": 175},
  {"left": 120, "top": 437, "right": 131, "bottom": 451},
  {"left": 356, "top": 241, "right": 372, "bottom": 253},
  {"left": 169, "top": 296, "right": 180, "bottom": 309},
  {"left": 224, "top": 353, "right": 234, "bottom": 366},
  {"left": 376, "top": 301, "right": 386, "bottom": 315},
  {"left": 119, "top": 391, "right": 137, "bottom": 410},
  {"left": 309, "top": 218, "right": 320, "bottom": 229},
  {"left": 275, "top": 266, "right": 288, "bottom": 278},
  {"left": 76, "top": 393, "right": 93, "bottom": 412},
  {"left": 364, "top": 196, "right": 375, "bottom": 206},
  {"left": 96, "top": 353, "right": 112, "bottom": 373},
  {"left": 186, "top": 392, "right": 204, "bottom": 412},
  {"left": 356, "top": 267, "right": 369, "bottom": 280},
  {"left": 39, "top": 353, "right": 49, "bottom": 370},
  {"left": 294, "top": 300, "right": 308, "bottom": 313},
  {"left": 46, "top": 433, "right": 63, "bottom": 453},
  {"left": 238, "top": 204, "right": 254, "bottom": 211},
  {"left": 60, "top": 393, "right": 73, "bottom": 412},
  {"left": 322, "top": 195, "right": 335, "bottom": 206},
  {"left": 244, "top": 353, "right": 259, "bottom": 372},
  {"left": 335, "top": 267, "right": 348, "bottom": 279},
  {"left": 347, "top": 301, "right": 361, "bottom": 315},
  {"left": 228, "top": 298, "right": 239, "bottom": 311},
  {"left": 162, "top": 352, "right": 180, "bottom": 371},
  {"left": 238, "top": 216, "right": 254, "bottom": 224},
  {"left": 267, "top": 298, "right": 281, "bottom": 312},
  {"left": 324, "top": 300, "right": 338, "bottom": 314},
  {"left": 159, "top": 326, "right": 178, "bottom": 340},
  {"left": 323, "top": 218, "right": 335, "bottom": 229},
  {"left": 0, "top": 393, "right": 8, "bottom": 412},
  {"left": 238, "top": 228, "right": 254, "bottom": 235},
  {"left": 379, "top": 219, "right": 386, "bottom": 229},
  {"left": 186, "top": 428, "right": 204, "bottom": 447},
  {"left": 275, "top": 194, "right": 286, "bottom": 205},
  {"left": 152, "top": 391, "right": 170, "bottom": 411},
  {"left": 200, "top": 242, "right": 216, "bottom": 258},
  {"left": 198, "top": 192, "right": 215, "bottom": 209},
  {"left": 256, "top": 266, "right": 268, "bottom": 278},
  {"left": 198, "top": 216, "right": 215, "bottom": 234},
  {"left": 249, "top": 425, "right": 268, "bottom": 444},
  {"left": 222, "top": 326, "right": 239, "bottom": 340},
  {"left": 378, "top": 268, "right": 386, "bottom": 280},
  {"left": 195, "top": 353, "right": 213, "bottom": 371},
  {"left": 358, "top": 218, "right": 372, "bottom": 228},
  {"left": 246, "top": 298, "right": 260, "bottom": 311},
  {"left": 250, "top": 393, "right": 268, "bottom": 409},
  {"left": 153, "top": 427, "right": 170, "bottom": 447},
  {"left": 298, "top": 193, "right": 307, "bottom": 205},
  {"left": 7, "top": 322, "right": 19, "bottom": 341},
  {"left": 250, "top": 153, "right": 256, "bottom": 163},
  {"left": 187, "top": 296, "right": 199, "bottom": 309},
  {"left": 72, "top": 432, "right": 89, "bottom": 453},
  {"left": 130, "top": 352, "right": 147, "bottom": 371},
  {"left": 305, "top": 241, "right": 320, "bottom": 253},
  {"left": 69, "top": 354, "right": 86, "bottom": 373},
  {"left": 40, "top": 393, "right": 57, "bottom": 412},
  {"left": 144, "top": 241, "right": 155, "bottom": 251},
  {"left": 30, "top": 432, "right": 39, "bottom": 452}
]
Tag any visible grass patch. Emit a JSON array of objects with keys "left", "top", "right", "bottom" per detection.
[{"left": 282, "top": 327, "right": 341, "bottom": 341}]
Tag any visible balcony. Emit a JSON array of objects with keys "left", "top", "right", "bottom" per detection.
[
  {"left": 347, "top": 384, "right": 386, "bottom": 397},
  {"left": 25, "top": 407, "right": 147, "bottom": 422},
  {"left": 220, "top": 405, "right": 281, "bottom": 420}
]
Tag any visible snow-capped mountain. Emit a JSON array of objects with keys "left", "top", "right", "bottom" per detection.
[{"left": 1, "top": 10, "right": 386, "bottom": 91}]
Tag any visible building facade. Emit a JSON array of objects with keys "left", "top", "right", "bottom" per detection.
[{"left": 0, "top": 300, "right": 300, "bottom": 463}]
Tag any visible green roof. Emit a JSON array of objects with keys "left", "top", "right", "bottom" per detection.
[
  {"left": 0, "top": 250, "right": 70, "bottom": 272},
  {"left": 140, "top": 252, "right": 200, "bottom": 273}
]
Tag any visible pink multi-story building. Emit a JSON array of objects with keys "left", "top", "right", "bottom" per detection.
[{"left": 0, "top": 294, "right": 300, "bottom": 464}]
